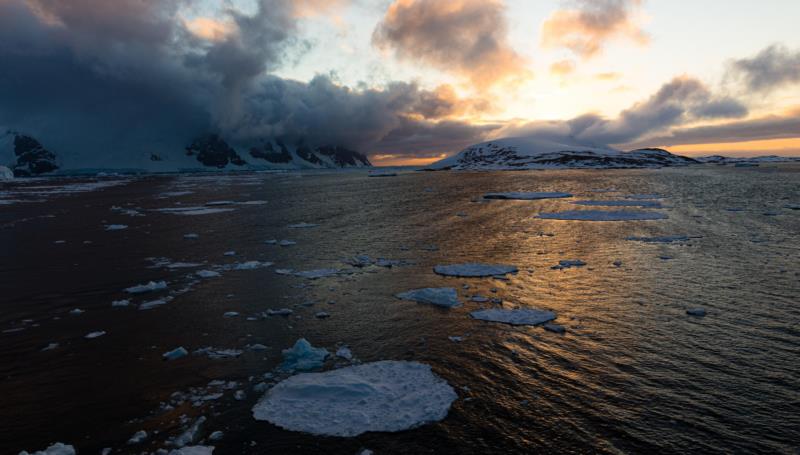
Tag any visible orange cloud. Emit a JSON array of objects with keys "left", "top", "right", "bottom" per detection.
[
  {"left": 185, "top": 17, "right": 235, "bottom": 42},
  {"left": 550, "top": 59, "right": 576, "bottom": 77},
  {"left": 373, "top": 0, "right": 530, "bottom": 89},
  {"left": 541, "top": 0, "right": 648, "bottom": 59}
]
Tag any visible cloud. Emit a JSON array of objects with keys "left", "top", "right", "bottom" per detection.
[
  {"left": 629, "top": 113, "right": 800, "bottom": 147},
  {"left": 0, "top": 0, "right": 490, "bottom": 164},
  {"left": 372, "top": 0, "right": 529, "bottom": 89},
  {"left": 541, "top": 0, "right": 648, "bottom": 58},
  {"left": 727, "top": 44, "right": 800, "bottom": 92},
  {"left": 550, "top": 60, "right": 576, "bottom": 77},
  {"left": 493, "top": 77, "right": 748, "bottom": 146}
]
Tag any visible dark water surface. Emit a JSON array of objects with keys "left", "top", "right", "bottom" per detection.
[{"left": 1, "top": 166, "right": 799, "bottom": 454}]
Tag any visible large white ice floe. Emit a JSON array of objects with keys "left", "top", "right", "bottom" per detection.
[
  {"left": 395, "top": 288, "right": 461, "bottom": 308},
  {"left": 278, "top": 338, "right": 329, "bottom": 372},
  {"left": 125, "top": 280, "right": 168, "bottom": 293},
  {"left": 572, "top": 200, "right": 662, "bottom": 208},
  {"left": 434, "top": 263, "right": 518, "bottom": 277},
  {"left": 483, "top": 192, "right": 572, "bottom": 200},
  {"left": 252, "top": 360, "right": 457, "bottom": 437},
  {"left": 470, "top": 308, "right": 556, "bottom": 326},
  {"left": 19, "top": 442, "right": 76, "bottom": 455},
  {"left": 536, "top": 210, "right": 667, "bottom": 221}
]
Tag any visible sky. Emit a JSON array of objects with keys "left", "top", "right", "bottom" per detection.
[{"left": 1, "top": 0, "right": 799, "bottom": 166}]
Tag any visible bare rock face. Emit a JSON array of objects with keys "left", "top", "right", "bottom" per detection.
[
  {"left": 9, "top": 133, "right": 59, "bottom": 177},
  {"left": 315, "top": 145, "right": 371, "bottom": 167},
  {"left": 250, "top": 141, "right": 292, "bottom": 163},
  {"left": 185, "top": 134, "right": 246, "bottom": 168}
]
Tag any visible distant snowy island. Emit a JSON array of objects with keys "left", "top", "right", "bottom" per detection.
[{"left": 426, "top": 136, "right": 799, "bottom": 171}]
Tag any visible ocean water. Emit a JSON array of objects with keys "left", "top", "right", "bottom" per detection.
[{"left": 1, "top": 165, "right": 798, "bottom": 454}]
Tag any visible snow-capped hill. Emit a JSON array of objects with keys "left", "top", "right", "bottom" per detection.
[
  {"left": 185, "top": 135, "right": 371, "bottom": 169},
  {"left": 0, "top": 131, "right": 60, "bottom": 177},
  {"left": 427, "top": 137, "right": 697, "bottom": 170}
]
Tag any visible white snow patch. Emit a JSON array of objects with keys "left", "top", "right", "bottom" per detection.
[
  {"left": 395, "top": 288, "right": 461, "bottom": 308},
  {"left": 470, "top": 308, "right": 556, "bottom": 326},
  {"left": 252, "top": 360, "right": 457, "bottom": 437}
]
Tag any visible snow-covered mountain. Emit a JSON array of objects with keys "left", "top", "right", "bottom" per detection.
[
  {"left": 427, "top": 137, "right": 698, "bottom": 170},
  {"left": 1, "top": 131, "right": 371, "bottom": 176}
]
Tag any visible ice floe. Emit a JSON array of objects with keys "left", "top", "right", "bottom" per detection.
[
  {"left": 267, "top": 308, "right": 293, "bottom": 316},
  {"left": 537, "top": 210, "right": 668, "bottom": 221},
  {"left": 168, "top": 446, "right": 214, "bottom": 455},
  {"left": 395, "top": 288, "right": 461, "bottom": 308},
  {"left": 252, "top": 360, "right": 457, "bottom": 437},
  {"left": 127, "top": 430, "right": 148, "bottom": 445},
  {"left": 41, "top": 343, "right": 59, "bottom": 351},
  {"left": 278, "top": 338, "right": 329, "bottom": 372},
  {"left": 196, "top": 270, "right": 221, "bottom": 278},
  {"left": 483, "top": 192, "right": 572, "bottom": 200},
  {"left": 125, "top": 281, "right": 168, "bottom": 294},
  {"left": 543, "top": 323, "right": 566, "bottom": 334},
  {"left": 105, "top": 224, "right": 128, "bottom": 231},
  {"left": 233, "top": 261, "right": 273, "bottom": 270},
  {"left": 470, "top": 308, "right": 556, "bottom": 326},
  {"left": 85, "top": 331, "right": 106, "bottom": 339},
  {"left": 19, "top": 442, "right": 76, "bottom": 455},
  {"left": 279, "top": 240, "right": 296, "bottom": 246},
  {"left": 294, "top": 269, "right": 340, "bottom": 279},
  {"left": 572, "top": 200, "right": 662, "bottom": 208},
  {"left": 194, "top": 347, "right": 243, "bottom": 359},
  {"left": 139, "top": 297, "right": 173, "bottom": 310},
  {"left": 551, "top": 260, "right": 586, "bottom": 270},
  {"left": 336, "top": 346, "right": 353, "bottom": 361},
  {"left": 163, "top": 347, "right": 189, "bottom": 361},
  {"left": 434, "top": 263, "right": 518, "bottom": 277}
]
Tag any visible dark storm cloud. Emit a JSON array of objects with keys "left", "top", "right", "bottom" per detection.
[
  {"left": 496, "top": 77, "right": 748, "bottom": 146},
  {"left": 0, "top": 0, "right": 489, "bottom": 163},
  {"left": 629, "top": 113, "right": 800, "bottom": 147},
  {"left": 728, "top": 44, "right": 800, "bottom": 92},
  {"left": 372, "top": 0, "right": 529, "bottom": 88}
]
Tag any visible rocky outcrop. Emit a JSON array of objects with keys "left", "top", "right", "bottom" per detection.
[
  {"left": 9, "top": 133, "right": 59, "bottom": 177},
  {"left": 185, "top": 134, "right": 246, "bottom": 168},
  {"left": 316, "top": 145, "right": 371, "bottom": 167},
  {"left": 250, "top": 141, "right": 292, "bottom": 163}
]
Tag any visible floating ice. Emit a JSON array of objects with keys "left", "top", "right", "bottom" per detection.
[
  {"left": 543, "top": 323, "right": 566, "bottom": 334},
  {"left": 470, "top": 295, "right": 489, "bottom": 303},
  {"left": 252, "top": 360, "right": 457, "bottom": 437},
  {"left": 336, "top": 346, "right": 353, "bottom": 361},
  {"left": 223, "top": 311, "right": 239, "bottom": 318},
  {"left": 223, "top": 251, "right": 236, "bottom": 256},
  {"left": 139, "top": 297, "right": 173, "bottom": 310},
  {"left": 163, "top": 347, "right": 189, "bottom": 361},
  {"left": 288, "top": 222, "right": 319, "bottom": 228},
  {"left": 396, "top": 288, "right": 461, "bottom": 308},
  {"left": 278, "top": 338, "right": 329, "bottom": 372},
  {"left": 156, "top": 207, "right": 235, "bottom": 216},
  {"left": 315, "top": 312, "right": 330, "bottom": 319},
  {"left": 551, "top": 260, "right": 586, "bottom": 270},
  {"left": 85, "top": 331, "right": 106, "bottom": 339},
  {"left": 536, "top": 210, "right": 668, "bottom": 221},
  {"left": 448, "top": 336, "right": 464, "bottom": 342},
  {"left": 483, "top": 192, "right": 572, "bottom": 200},
  {"left": 194, "top": 347, "right": 243, "bottom": 359},
  {"left": 573, "top": 200, "right": 661, "bottom": 208},
  {"left": 196, "top": 270, "right": 221, "bottom": 278},
  {"left": 168, "top": 446, "right": 214, "bottom": 455},
  {"left": 234, "top": 261, "right": 273, "bottom": 270},
  {"left": 171, "top": 416, "right": 206, "bottom": 448},
  {"left": 69, "top": 308, "right": 84, "bottom": 315},
  {"left": 166, "top": 262, "right": 203, "bottom": 269},
  {"left": 274, "top": 269, "right": 294, "bottom": 275},
  {"left": 184, "top": 233, "right": 200, "bottom": 239},
  {"left": 470, "top": 308, "right": 556, "bottom": 326},
  {"left": 434, "top": 263, "right": 518, "bottom": 278},
  {"left": 267, "top": 308, "right": 293, "bottom": 316},
  {"left": 19, "top": 442, "right": 76, "bottom": 455},
  {"left": 294, "top": 269, "right": 339, "bottom": 279},
  {"left": 41, "top": 343, "right": 59, "bottom": 351},
  {"left": 125, "top": 281, "right": 168, "bottom": 294},
  {"left": 279, "top": 240, "right": 296, "bottom": 246},
  {"left": 127, "top": 430, "right": 148, "bottom": 445},
  {"left": 686, "top": 308, "right": 706, "bottom": 317},
  {"left": 208, "top": 431, "right": 224, "bottom": 441},
  {"left": 105, "top": 224, "right": 128, "bottom": 231}
]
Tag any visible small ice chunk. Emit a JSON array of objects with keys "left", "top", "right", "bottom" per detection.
[
  {"left": 536, "top": 210, "right": 667, "bottom": 221},
  {"left": 223, "top": 311, "right": 239, "bottom": 318},
  {"left": 139, "top": 297, "right": 172, "bottom": 310},
  {"left": 208, "top": 431, "right": 224, "bottom": 441},
  {"left": 448, "top": 336, "right": 464, "bottom": 342},
  {"left": 434, "top": 263, "right": 518, "bottom": 278},
  {"left": 278, "top": 338, "right": 329, "bottom": 372},
  {"left": 274, "top": 269, "right": 294, "bottom": 275},
  {"left": 551, "top": 260, "right": 586, "bottom": 270},
  {"left": 264, "top": 239, "right": 277, "bottom": 244},
  {"left": 395, "top": 288, "right": 461, "bottom": 308},
  {"left": 111, "top": 298, "right": 131, "bottom": 307},
  {"left": 234, "top": 390, "right": 246, "bottom": 400},
  {"left": 252, "top": 360, "right": 457, "bottom": 437},
  {"left": 196, "top": 270, "right": 221, "bottom": 278},
  {"left": 171, "top": 416, "right": 206, "bottom": 448},
  {"left": 471, "top": 295, "right": 489, "bottom": 303},
  {"left": 223, "top": 251, "right": 236, "bottom": 256},
  {"left": 248, "top": 343, "right": 268, "bottom": 351},
  {"left": 85, "top": 331, "right": 106, "bottom": 339},
  {"left": 335, "top": 346, "right": 353, "bottom": 361},
  {"left": 543, "top": 323, "right": 566, "bottom": 334},
  {"left": 183, "top": 233, "right": 200, "bottom": 239},
  {"left": 194, "top": 347, "right": 243, "bottom": 359},
  {"left": 470, "top": 308, "right": 556, "bottom": 326},
  {"left": 315, "top": 311, "right": 330, "bottom": 319},
  {"left": 69, "top": 308, "right": 84, "bottom": 315},
  {"left": 163, "top": 347, "right": 189, "bottom": 361},
  {"left": 483, "top": 192, "right": 572, "bottom": 200},
  {"left": 168, "top": 446, "right": 215, "bottom": 455},
  {"left": 41, "top": 343, "right": 59, "bottom": 351},
  {"left": 267, "top": 308, "right": 293, "bottom": 316},
  {"left": 105, "top": 224, "right": 128, "bottom": 231},
  {"left": 235, "top": 261, "right": 273, "bottom": 270},
  {"left": 125, "top": 281, "right": 168, "bottom": 294},
  {"left": 279, "top": 240, "right": 296, "bottom": 246},
  {"left": 127, "top": 430, "right": 148, "bottom": 445},
  {"left": 288, "top": 222, "right": 318, "bottom": 228},
  {"left": 686, "top": 308, "right": 706, "bottom": 317},
  {"left": 18, "top": 442, "right": 76, "bottom": 455},
  {"left": 294, "top": 269, "right": 339, "bottom": 279}
]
